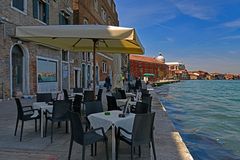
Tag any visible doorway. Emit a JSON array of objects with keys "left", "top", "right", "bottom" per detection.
[{"left": 11, "top": 45, "right": 23, "bottom": 96}]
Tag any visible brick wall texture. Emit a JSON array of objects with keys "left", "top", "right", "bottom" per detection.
[{"left": 0, "top": 0, "right": 119, "bottom": 98}]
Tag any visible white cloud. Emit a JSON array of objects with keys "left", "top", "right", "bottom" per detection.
[
  {"left": 223, "top": 19, "right": 240, "bottom": 28},
  {"left": 170, "top": 0, "right": 216, "bottom": 20}
]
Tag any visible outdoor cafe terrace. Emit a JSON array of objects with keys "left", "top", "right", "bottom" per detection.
[{"left": 0, "top": 89, "right": 192, "bottom": 160}]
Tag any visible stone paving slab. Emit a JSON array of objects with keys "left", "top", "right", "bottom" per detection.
[{"left": 0, "top": 89, "right": 193, "bottom": 160}]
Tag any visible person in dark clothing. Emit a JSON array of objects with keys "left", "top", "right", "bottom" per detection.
[
  {"left": 105, "top": 76, "right": 111, "bottom": 91},
  {"left": 135, "top": 77, "right": 142, "bottom": 90}
]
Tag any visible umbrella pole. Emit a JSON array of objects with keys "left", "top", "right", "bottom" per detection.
[{"left": 92, "top": 39, "right": 98, "bottom": 95}]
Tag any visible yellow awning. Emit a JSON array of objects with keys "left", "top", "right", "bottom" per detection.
[{"left": 16, "top": 25, "right": 144, "bottom": 54}]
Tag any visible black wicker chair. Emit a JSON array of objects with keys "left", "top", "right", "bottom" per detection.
[
  {"left": 118, "top": 89, "right": 127, "bottom": 99},
  {"left": 112, "top": 92, "right": 122, "bottom": 99},
  {"left": 116, "top": 112, "right": 156, "bottom": 160},
  {"left": 131, "top": 102, "right": 149, "bottom": 114},
  {"left": 45, "top": 100, "right": 72, "bottom": 143},
  {"left": 73, "top": 87, "right": 83, "bottom": 93},
  {"left": 96, "top": 89, "right": 103, "bottom": 101},
  {"left": 85, "top": 101, "right": 103, "bottom": 131},
  {"left": 14, "top": 98, "right": 40, "bottom": 141},
  {"left": 36, "top": 93, "right": 53, "bottom": 103},
  {"left": 68, "top": 111, "right": 109, "bottom": 160},
  {"left": 72, "top": 94, "right": 83, "bottom": 115},
  {"left": 142, "top": 96, "right": 152, "bottom": 112},
  {"left": 63, "top": 89, "right": 70, "bottom": 100},
  {"left": 83, "top": 90, "right": 95, "bottom": 102},
  {"left": 106, "top": 95, "right": 121, "bottom": 111}
]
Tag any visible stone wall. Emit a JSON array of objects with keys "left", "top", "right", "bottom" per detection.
[{"left": 0, "top": 0, "right": 73, "bottom": 98}]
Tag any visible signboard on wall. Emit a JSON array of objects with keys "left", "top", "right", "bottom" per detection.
[
  {"left": 38, "top": 58, "right": 57, "bottom": 82},
  {"left": 37, "top": 58, "right": 58, "bottom": 92}
]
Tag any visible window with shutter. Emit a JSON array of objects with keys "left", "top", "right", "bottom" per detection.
[
  {"left": 59, "top": 12, "right": 69, "bottom": 25},
  {"left": 33, "top": 0, "right": 49, "bottom": 24}
]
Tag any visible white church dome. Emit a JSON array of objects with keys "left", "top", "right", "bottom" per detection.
[{"left": 155, "top": 53, "right": 165, "bottom": 63}]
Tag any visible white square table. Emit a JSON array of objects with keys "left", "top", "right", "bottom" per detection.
[
  {"left": 125, "top": 92, "right": 136, "bottom": 98},
  {"left": 32, "top": 102, "right": 53, "bottom": 137},
  {"left": 88, "top": 110, "right": 135, "bottom": 160}
]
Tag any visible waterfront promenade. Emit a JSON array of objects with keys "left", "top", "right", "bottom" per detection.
[{"left": 0, "top": 90, "right": 193, "bottom": 160}]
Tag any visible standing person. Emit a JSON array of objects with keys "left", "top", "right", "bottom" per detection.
[
  {"left": 105, "top": 76, "right": 111, "bottom": 92},
  {"left": 135, "top": 77, "right": 141, "bottom": 90}
]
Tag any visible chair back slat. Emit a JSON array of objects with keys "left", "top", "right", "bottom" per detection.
[
  {"left": 69, "top": 111, "right": 84, "bottom": 144},
  {"left": 84, "top": 90, "right": 95, "bottom": 102},
  {"left": 36, "top": 93, "right": 52, "bottom": 103},
  {"left": 96, "top": 89, "right": 103, "bottom": 101},
  {"left": 63, "top": 89, "right": 69, "bottom": 100},
  {"left": 15, "top": 98, "right": 24, "bottom": 119},
  {"left": 106, "top": 95, "right": 119, "bottom": 111},
  {"left": 73, "top": 94, "right": 83, "bottom": 113},
  {"left": 73, "top": 88, "right": 83, "bottom": 93},
  {"left": 118, "top": 89, "right": 127, "bottom": 99},
  {"left": 112, "top": 92, "right": 122, "bottom": 99},
  {"left": 132, "top": 112, "right": 155, "bottom": 145},
  {"left": 142, "top": 96, "right": 152, "bottom": 112},
  {"left": 135, "top": 102, "right": 149, "bottom": 114},
  {"left": 52, "top": 100, "right": 71, "bottom": 120},
  {"left": 85, "top": 101, "right": 103, "bottom": 116}
]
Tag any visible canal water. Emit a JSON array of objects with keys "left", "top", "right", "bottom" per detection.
[{"left": 155, "top": 80, "right": 240, "bottom": 160}]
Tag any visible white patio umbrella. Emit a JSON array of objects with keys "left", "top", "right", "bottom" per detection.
[{"left": 16, "top": 25, "right": 144, "bottom": 92}]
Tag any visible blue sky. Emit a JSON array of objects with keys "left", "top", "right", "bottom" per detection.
[{"left": 115, "top": 0, "right": 240, "bottom": 74}]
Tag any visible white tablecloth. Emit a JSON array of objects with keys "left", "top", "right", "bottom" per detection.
[
  {"left": 125, "top": 92, "right": 136, "bottom": 98},
  {"left": 88, "top": 110, "right": 134, "bottom": 133},
  {"left": 71, "top": 92, "right": 83, "bottom": 97},
  {"left": 116, "top": 99, "right": 128, "bottom": 107},
  {"left": 88, "top": 110, "right": 135, "bottom": 160},
  {"left": 32, "top": 102, "right": 53, "bottom": 111}
]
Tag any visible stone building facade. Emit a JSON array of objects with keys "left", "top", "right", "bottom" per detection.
[
  {"left": 0, "top": 0, "right": 121, "bottom": 99},
  {"left": 73, "top": 0, "right": 124, "bottom": 88},
  {"left": 0, "top": 0, "right": 76, "bottom": 98}
]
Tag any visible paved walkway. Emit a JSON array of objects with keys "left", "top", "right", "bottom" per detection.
[{"left": 0, "top": 89, "right": 193, "bottom": 160}]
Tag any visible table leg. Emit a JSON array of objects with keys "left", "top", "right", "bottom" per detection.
[
  {"left": 112, "top": 124, "right": 116, "bottom": 160},
  {"left": 41, "top": 108, "right": 44, "bottom": 138}
]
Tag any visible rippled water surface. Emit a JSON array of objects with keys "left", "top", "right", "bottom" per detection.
[{"left": 155, "top": 80, "right": 240, "bottom": 160}]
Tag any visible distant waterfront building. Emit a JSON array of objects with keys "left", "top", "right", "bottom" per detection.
[
  {"left": 188, "top": 71, "right": 209, "bottom": 80},
  {"left": 210, "top": 73, "right": 225, "bottom": 80},
  {"left": 129, "top": 54, "right": 169, "bottom": 82},
  {"left": 188, "top": 72, "right": 199, "bottom": 80},
  {"left": 165, "top": 62, "right": 189, "bottom": 80},
  {"left": 224, "top": 73, "right": 240, "bottom": 80}
]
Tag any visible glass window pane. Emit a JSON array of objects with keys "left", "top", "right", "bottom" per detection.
[{"left": 13, "top": 0, "right": 24, "bottom": 11}]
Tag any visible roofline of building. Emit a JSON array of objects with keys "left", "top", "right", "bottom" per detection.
[{"left": 165, "top": 62, "right": 184, "bottom": 65}]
